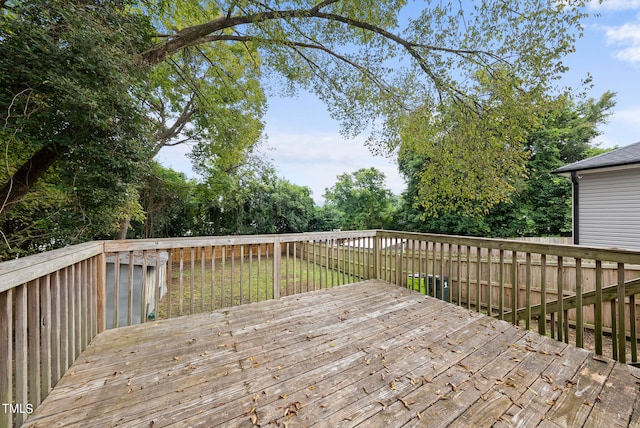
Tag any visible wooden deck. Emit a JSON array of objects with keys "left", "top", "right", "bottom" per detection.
[{"left": 22, "top": 280, "right": 640, "bottom": 427}]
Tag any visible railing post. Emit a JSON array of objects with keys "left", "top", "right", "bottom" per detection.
[
  {"left": 96, "top": 251, "right": 107, "bottom": 333},
  {"left": 273, "top": 237, "right": 281, "bottom": 299},
  {"left": 374, "top": 233, "right": 381, "bottom": 280}
]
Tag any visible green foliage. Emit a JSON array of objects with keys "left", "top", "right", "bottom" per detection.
[
  {"left": 142, "top": 1, "right": 267, "bottom": 165},
  {"left": 194, "top": 157, "right": 315, "bottom": 236},
  {"left": 308, "top": 206, "right": 344, "bottom": 232},
  {"left": 142, "top": 0, "right": 588, "bottom": 153},
  {"left": 397, "top": 70, "right": 539, "bottom": 217},
  {"left": 0, "top": 0, "right": 153, "bottom": 158},
  {"left": 1, "top": 0, "right": 593, "bottom": 255},
  {"left": 130, "top": 163, "right": 198, "bottom": 238},
  {"left": 0, "top": 0, "right": 155, "bottom": 256},
  {"left": 324, "top": 167, "right": 397, "bottom": 230},
  {"left": 397, "top": 92, "right": 616, "bottom": 237}
]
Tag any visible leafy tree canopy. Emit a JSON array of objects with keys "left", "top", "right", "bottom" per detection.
[
  {"left": 397, "top": 92, "right": 616, "bottom": 237},
  {"left": 194, "top": 155, "right": 316, "bottom": 235},
  {"left": 324, "top": 167, "right": 396, "bottom": 230},
  {"left": 0, "top": 0, "right": 155, "bottom": 218},
  {"left": 1, "top": 0, "right": 592, "bottom": 251}
]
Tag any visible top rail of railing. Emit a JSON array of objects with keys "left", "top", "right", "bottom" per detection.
[
  {"left": 0, "top": 230, "right": 379, "bottom": 293},
  {"left": 0, "top": 241, "right": 105, "bottom": 294},
  {"left": 377, "top": 230, "right": 640, "bottom": 264},
  {"left": 102, "top": 230, "right": 378, "bottom": 251}
]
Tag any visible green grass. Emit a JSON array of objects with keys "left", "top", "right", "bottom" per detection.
[{"left": 156, "top": 256, "right": 359, "bottom": 319}]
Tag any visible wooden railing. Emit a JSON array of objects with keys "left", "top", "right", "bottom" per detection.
[
  {"left": 1, "top": 229, "right": 639, "bottom": 427},
  {"left": 374, "top": 231, "right": 640, "bottom": 364},
  {"left": 0, "top": 242, "right": 106, "bottom": 428},
  {"left": 102, "top": 231, "right": 377, "bottom": 324}
]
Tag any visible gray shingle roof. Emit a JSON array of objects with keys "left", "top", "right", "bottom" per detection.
[{"left": 553, "top": 141, "right": 640, "bottom": 174}]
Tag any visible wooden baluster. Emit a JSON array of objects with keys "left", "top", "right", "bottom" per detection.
[
  {"left": 189, "top": 247, "right": 196, "bottom": 313},
  {"left": 128, "top": 251, "right": 134, "bottom": 326},
  {"left": 97, "top": 251, "right": 106, "bottom": 334},
  {"left": 40, "top": 275, "right": 52, "bottom": 398},
  {"left": 511, "top": 251, "right": 518, "bottom": 325},
  {"left": 557, "top": 256, "right": 564, "bottom": 342},
  {"left": 457, "top": 245, "right": 462, "bottom": 305},
  {"left": 575, "top": 258, "right": 583, "bottom": 348},
  {"left": 476, "top": 247, "right": 481, "bottom": 312},
  {"left": 212, "top": 246, "right": 218, "bottom": 309},
  {"left": 539, "top": 254, "right": 547, "bottom": 337},
  {"left": 15, "top": 284, "right": 28, "bottom": 427},
  {"left": 611, "top": 298, "right": 618, "bottom": 361},
  {"left": 499, "top": 249, "right": 505, "bottom": 321},
  {"left": 154, "top": 249, "right": 161, "bottom": 318},
  {"left": 113, "top": 255, "right": 119, "bottom": 329},
  {"left": 466, "top": 246, "right": 471, "bottom": 309},
  {"left": 51, "top": 271, "right": 61, "bottom": 386},
  {"left": 617, "top": 263, "right": 626, "bottom": 363},
  {"left": 630, "top": 293, "right": 637, "bottom": 363},
  {"left": 594, "top": 260, "right": 602, "bottom": 356},
  {"left": 525, "top": 253, "right": 531, "bottom": 330},
  {"left": 0, "top": 289, "right": 12, "bottom": 428},
  {"left": 28, "top": 279, "right": 41, "bottom": 406},
  {"left": 201, "top": 247, "right": 206, "bottom": 311},
  {"left": 249, "top": 245, "right": 253, "bottom": 303},
  {"left": 293, "top": 242, "right": 297, "bottom": 292},
  {"left": 273, "top": 239, "right": 281, "bottom": 300},
  {"left": 221, "top": 247, "right": 226, "bottom": 307},
  {"left": 140, "top": 250, "right": 148, "bottom": 322},
  {"left": 450, "top": 244, "right": 453, "bottom": 303}
]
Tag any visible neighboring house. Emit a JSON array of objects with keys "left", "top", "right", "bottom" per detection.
[{"left": 553, "top": 141, "right": 640, "bottom": 250}]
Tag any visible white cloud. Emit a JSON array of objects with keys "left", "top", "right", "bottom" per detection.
[
  {"left": 613, "top": 46, "right": 640, "bottom": 62},
  {"left": 605, "top": 20, "right": 640, "bottom": 44},
  {"left": 600, "top": 11, "right": 640, "bottom": 63},
  {"left": 612, "top": 106, "right": 640, "bottom": 125},
  {"left": 266, "top": 130, "right": 405, "bottom": 204}
]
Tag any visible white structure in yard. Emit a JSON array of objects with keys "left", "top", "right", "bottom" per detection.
[{"left": 554, "top": 141, "right": 640, "bottom": 250}]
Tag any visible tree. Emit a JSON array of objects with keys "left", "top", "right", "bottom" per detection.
[
  {"left": 484, "top": 92, "right": 616, "bottom": 236},
  {"left": 324, "top": 167, "right": 396, "bottom": 230},
  {"left": 398, "top": 69, "right": 545, "bottom": 217},
  {"left": 397, "top": 92, "right": 616, "bottom": 237},
  {"left": 115, "top": 44, "right": 267, "bottom": 238},
  {"left": 308, "top": 205, "right": 344, "bottom": 232},
  {"left": 0, "top": 0, "right": 154, "bottom": 219},
  {"left": 2, "top": 0, "right": 590, "bottom": 222},
  {"left": 130, "top": 163, "right": 198, "bottom": 238}
]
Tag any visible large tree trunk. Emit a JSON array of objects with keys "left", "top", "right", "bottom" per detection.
[
  {"left": 116, "top": 215, "right": 131, "bottom": 240},
  {"left": 0, "top": 143, "right": 63, "bottom": 220}
]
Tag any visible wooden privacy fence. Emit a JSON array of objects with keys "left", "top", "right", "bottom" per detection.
[{"left": 1, "top": 229, "right": 640, "bottom": 427}]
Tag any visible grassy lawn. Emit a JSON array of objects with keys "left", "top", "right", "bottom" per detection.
[{"left": 156, "top": 255, "right": 359, "bottom": 318}]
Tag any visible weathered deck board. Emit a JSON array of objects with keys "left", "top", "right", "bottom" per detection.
[{"left": 22, "top": 280, "right": 640, "bottom": 427}]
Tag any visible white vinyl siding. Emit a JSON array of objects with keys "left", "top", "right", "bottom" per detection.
[{"left": 578, "top": 168, "right": 640, "bottom": 250}]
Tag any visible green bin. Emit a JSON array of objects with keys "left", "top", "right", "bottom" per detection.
[
  {"left": 407, "top": 273, "right": 426, "bottom": 294},
  {"left": 427, "top": 274, "right": 449, "bottom": 301}
]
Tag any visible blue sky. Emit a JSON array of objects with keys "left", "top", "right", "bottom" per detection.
[{"left": 157, "top": 0, "right": 640, "bottom": 205}]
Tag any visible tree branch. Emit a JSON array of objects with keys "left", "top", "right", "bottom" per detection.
[
  {"left": 141, "top": 5, "right": 495, "bottom": 101},
  {"left": 0, "top": 142, "right": 65, "bottom": 220},
  {"left": 203, "top": 34, "right": 405, "bottom": 105},
  {"left": 152, "top": 97, "right": 196, "bottom": 155}
]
